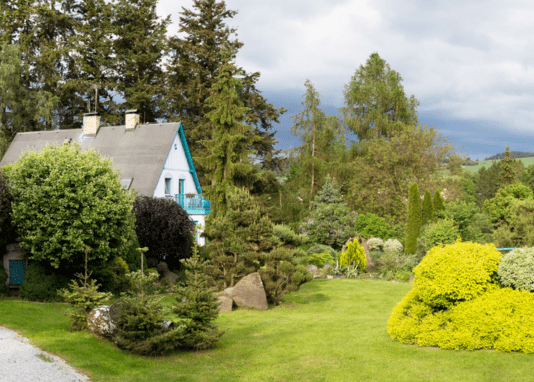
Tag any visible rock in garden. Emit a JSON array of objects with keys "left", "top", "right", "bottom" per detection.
[
  {"left": 218, "top": 295, "right": 233, "bottom": 312},
  {"left": 163, "top": 270, "right": 179, "bottom": 286},
  {"left": 224, "top": 273, "right": 268, "bottom": 310},
  {"left": 306, "top": 264, "right": 319, "bottom": 274},
  {"left": 87, "top": 306, "right": 115, "bottom": 338},
  {"left": 160, "top": 321, "right": 175, "bottom": 331}
]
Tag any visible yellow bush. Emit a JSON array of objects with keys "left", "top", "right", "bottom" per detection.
[
  {"left": 414, "top": 241, "right": 501, "bottom": 309},
  {"left": 339, "top": 238, "right": 366, "bottom": 271}
]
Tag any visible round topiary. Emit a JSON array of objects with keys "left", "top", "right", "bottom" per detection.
[
  {"left": 383, "top": 239, "right": 403, "bottom": 255},
  {"left": 498, "top": 247, "right": 534, "bottom": 292},
  {"left": 306, "top": 244, "right": 337, "bottom": 260},
  {"left": 414, "top": 241, "right": 502, "bottom": 309},
  {"left": 19, "top": 261, "right": 72, "bottom": 302},
  {"left": 307, "top": 252, "right": 334, "bottom": 268},
  {"left": 367, "top": 237, "right": 384, "bottom": 252},
  {"left": 156, "top": 262, "right": 169, "bottom": 274}
]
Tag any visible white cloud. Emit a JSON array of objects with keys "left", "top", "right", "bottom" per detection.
[{"left": 156, "top": 0, "right": 534, "bottom": 136}]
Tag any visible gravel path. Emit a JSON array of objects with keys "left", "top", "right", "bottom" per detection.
[{"left": 0, "top": 326, "right": 92, "bottom": 382}]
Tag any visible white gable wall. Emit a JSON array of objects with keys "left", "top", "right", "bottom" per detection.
[{"left": 153, "top": 131, "right": 208, "bottom": 246}]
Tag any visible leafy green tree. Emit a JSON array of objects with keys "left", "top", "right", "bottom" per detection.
[
  {"left": 341, "top": 52, "right": 419, "bottom": 142},
  {"left": 492, "top": 198, "right": 534, "bottom": 248},
  {"left": 164, "top": 0, "right": 285, "bottom": 185},
  {"left": 354, "top": 213, "right": 400, "bottom": 240},
  {"left": 0, "top": 169, "right": 14, "bottom": 247},
  {"left": 195, "top": 52, "right": 262, "bottom": 221},
  {"left": 433, "top": 189, "right": 445, "bottom": 218},
  {"left": 8, "top": 143, "right": 136, "bottom": 269},
  {"left": 203, "top": 187, "right": 279, "bottom": 289},
  {"left": 132, "top": 196, "right": 196, "bottom": 272},
  {"left": 111, "top": 0, "right": 170, "bottom": 122},
  {"left": 405, "top": 183, "right": 422, "bottom": 254},
  {"left": 443, "top": 201, "right": 485, "bottom": 242},
  {"left": 346, "top": 125, "right": 455, "bottom": 223},
  {"left": 421, "top": 189, "right": 434, "bottom": 226},
  {"left": 484, "top": 183, "right": 533, "bottom": 227},
  {"left": 421, "top": 219, "right": 460, "bottom": 252}
]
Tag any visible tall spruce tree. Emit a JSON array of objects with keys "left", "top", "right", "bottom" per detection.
[
  {"left": 194, "top": 51, "right": 262, "bottom": 221},
  {"left": 405, "top": 183, "right": 422, "bottom": 254},
  {"left": 421, "top": 189, "right": 434, "bottom": 226},
  {"left": 164, "top": 0, "right": 286, "bottom": 186},
  {"left": 111, "top": 0, "right": 170, "bottom": 122},
  {"left": 500, "top": 145, "right": 516, "bottom": 187},
  {"left": 433, "top": 189, "right": 445, "bottom": 219},
  {"left": 342, "top": 52, "right": 419, "bottom": 142},
  {"left": 310, "top": 174, "right": 344, "bottom": 208}
]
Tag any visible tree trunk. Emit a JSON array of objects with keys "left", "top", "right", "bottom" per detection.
[{"left": 309, "top": 121, "right": 316, "bottom": 210}]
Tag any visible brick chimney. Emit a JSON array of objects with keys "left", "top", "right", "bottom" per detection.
[
  {"left": 125, "top": 110, "right": 140, "bottom": 131},
  {"left": 82, "top": 112, "right": 100, "bottom": 136}
]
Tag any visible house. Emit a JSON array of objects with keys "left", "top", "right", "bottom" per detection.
[{"left": 0, "top": 110, "right": 211, "bottom": 290}]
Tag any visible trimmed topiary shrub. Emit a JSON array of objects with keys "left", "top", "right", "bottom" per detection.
[
  {"left": 19, "top": 262, "right": 72, "bottom": 302},
  {"left": 306, "top": 244, "right": 337, "bottom": 260},
  {"left": 272, "top": 224, "right": 308, "bottom": 247},
  {"left": 405, "top": 183, "right": 422, "bottom": 255},
  {"left": 156, "top": 261, "right": 169, "bottom": 275},
  {"left": 133, "top": 195, "right": 196, "bottom": 273},
  {"left": 414, "top": 241, "right": 501, "bottom": 309},
  {"left": 340, "top": 238, "right": 366, "bottom": 271},
  {"left": 498, "top": 247, "right": 534, "bottom": 292}
]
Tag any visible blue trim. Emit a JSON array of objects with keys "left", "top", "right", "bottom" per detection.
[
  {"left": 175, "top": 194, "right": 211, "bottom": 215},
  {"left": 177, "top": 123, "right": 203, "bottom": 195},
  {"left": 497, "top": 248, "right": 515, "bottom": 251}
]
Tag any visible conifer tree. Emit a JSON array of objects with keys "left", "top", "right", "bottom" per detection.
[
  {"left": 500, "top": 145, "right": 516, "bottom": 187},
  {"left": 194, "top": 51, "right": 262, "bottom": 220},
  {"left": 433, "top": 189, "right": 445, "bottom": 219},
  {"left": 421, "top": 189, "right": 434, "bottom": 225},
  {"left": 310, "top": 174, "right": 344, "bottom": 208},
  {"left": 164, "top": 0, "right": 286, "bottom": 185},
  {"left": 405, "top": 183, "right": 422, "bottom": 254}
]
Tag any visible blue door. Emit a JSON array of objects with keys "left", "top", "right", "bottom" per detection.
[{"left": 9, "top": 261, "right": 26, "bottom": 285}]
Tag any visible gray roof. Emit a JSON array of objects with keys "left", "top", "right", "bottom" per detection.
[{"left": 0, "top": 123, "right": 181, "bottom": 197}]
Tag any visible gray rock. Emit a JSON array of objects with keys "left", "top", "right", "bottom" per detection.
[
  {"left": 218, "top": 295, "right": 233, "bottom": 312},
  {"left": 163, "top": 270, "right": 179, "bottom": 286},
  {"left": 306, "top": 264, "right": 319, "bottom": 274},
  {"left": 224, "top": 273, "right": 268, "bottom": 310},
  {"left": 160, "top": 320, "right": 175, "bottom": 331},
  {"left": 323, "top": 263, "right": 333, "bottom": 271},
  {"left": 87, "top": 306, "right": 115, "bottom": 338}
]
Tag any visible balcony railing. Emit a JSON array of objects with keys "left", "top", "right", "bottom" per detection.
[{"left": 173, "top": 193, "right": 211, "bottom": 214}]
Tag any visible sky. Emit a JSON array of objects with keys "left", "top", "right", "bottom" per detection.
[{"left": 156, "top": 0, "right": 534, "bottom": 160}]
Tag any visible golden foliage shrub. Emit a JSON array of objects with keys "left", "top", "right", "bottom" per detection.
[
  {"left": 339, "top": 238, "right": 366, "bottom": 271},
  {"left": 414, "top": 241, "right": 502, "bottom": 308}
]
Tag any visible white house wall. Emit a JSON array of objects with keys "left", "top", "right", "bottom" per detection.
[{"left": 153, "top": 130, "right": 207, "bottom": 246}]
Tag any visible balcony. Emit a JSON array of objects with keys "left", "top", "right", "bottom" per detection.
[{"left": 173, "top": 193, "right": 211, "bottom": 214}]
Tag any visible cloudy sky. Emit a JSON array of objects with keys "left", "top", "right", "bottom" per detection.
[{"left": 156, "top": 0, "right": 534, "bottom": 160}]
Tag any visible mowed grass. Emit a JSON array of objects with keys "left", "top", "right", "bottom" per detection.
[
  {"left": 463, "top": 156, "right": 534, "bottom": 172},
  {"left": 1, "top": 279, "right": 533, "bottom": 382}
]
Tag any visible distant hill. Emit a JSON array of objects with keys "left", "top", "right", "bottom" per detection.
[
  {"left": 484, "top": 151, "right": 534, "bottom": 160},
  {"left": 463, "top": 156, "right": 534, "bottom": 172}
]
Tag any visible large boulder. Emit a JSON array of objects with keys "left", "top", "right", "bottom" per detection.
[
  {"left": 163, "top": 270, "right": 179, "bottom": 286},
  {"left": 223, "top": 273, "right": 268, "bottom": 310},
  {"left": 306, "top": 264, "right": 319, "bottom": 274},
  {"left": 217, "top": 295, "right": 233, "bottom": 312},
  {"left": 87, "top": 306, "right": 115, "bottom": 339}
]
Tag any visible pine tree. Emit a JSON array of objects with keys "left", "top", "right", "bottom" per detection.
[
  {"left": 421, "top": 189, "right": 434, "bottom": 225},
  {"left": 203, "top": 187, "right": 278, "bottom": 289},
  {"left": 405, "top": 183, "right": 422, "bottom": 254},
  {"left": 500, "top": 145, "right": 516, "bottom": 187},
  {"left": 194, "top": 51, "right": 262, "bottom": 220},
  {"left": 164, "top": 0, "right": 286, "bottom": 186},
  {"left": 111, "top": 0, "right": 170, "bottom": 122},
  {"left": 310, "top": 174, "right": 344, "bottom": 208},
  {"left": 433, "top": 189, "right": 445, "bottom": 219}
]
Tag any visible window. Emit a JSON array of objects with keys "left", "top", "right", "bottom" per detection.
[
  {"left": 164, "top": 178, "right": 171, "bottom": 196},
  {"left": 179, "top": 179, "right": 184, "bottom": 194},
  {"left": 121, "top": 178, "right": 133, "bottom": 190}
]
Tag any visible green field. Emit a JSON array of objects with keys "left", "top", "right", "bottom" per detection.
[
  {"left": 1, "top": 279, "right": 533, "bottom": 382},
  {"left": 463, "top": 157, "right": 534, "bottom": 172}
]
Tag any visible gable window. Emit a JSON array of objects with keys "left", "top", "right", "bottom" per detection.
[
  {"left": 121, "top": 178, "right": 133, "bottom": 190},
  {"left": 165, "top": 178, "right": 172, "bottom": 196},
  {"left": 194, "top": 221, "right": 199, "bottom": 243},
  {"left": 179, "top": 179, "right": 184, "bottom": 194}
]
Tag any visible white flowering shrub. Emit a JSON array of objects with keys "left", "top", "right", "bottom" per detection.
[
  {"left": 498, "top": 247, "right": 534, "bottom": 292},
  {"left": 368, "top": 237, "right": 384, "bottom": 252},
  {"left": 383, "top": 239, "right": 403, "bottom": 255}
]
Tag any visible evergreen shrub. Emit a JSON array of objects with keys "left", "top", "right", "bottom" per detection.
[
  {"left": 383, "top": 239, "right": 403, "bottom": 255},
  {"left": 414, "top": 241, "right": 501, "bottom": 309},
  {"left": 0, "top": 169, "right": 14, "bottom": 247},
  {"left": 367, "top": 237, "right": 384, "bottom": 251},
  {"left": 498, "top": 247, "right": 534, "bottom": 292},
  {"left": 306, "top": 252, "right": 334, "bottom": 268},
  {"left": 19, "top": 262, "right": 72, "bottom": 302},
  {"left": 421, "top": 219, "right": 460, "bottom": 251},
  {"left": 306, "top": 244, "right": 337, "bottom": 260},
  {"left": 272, "top": 224, "right": 308, "bottom": 247},
  {"left": 340, "top": 238, "right": 366, "bottom": 271},
  {"left": 354, "top": 213, "right": 394, "bottom": 240}
]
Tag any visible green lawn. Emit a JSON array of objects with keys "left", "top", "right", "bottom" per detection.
[
  {"left": 463, "top": 156, "right": 534, "bottom": 172},
  {"left": 1, "top": 279, "right": 533, "bottom": 382}
]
